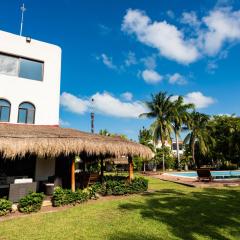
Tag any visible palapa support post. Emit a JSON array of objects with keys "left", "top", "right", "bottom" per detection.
[
  {"left": 100, "top": 157, "right": 104, "bottom": 183},
  {"left": 71, "top": 158, "right": 76, "bottom": 192},
  {"left": 128, "top": 155, "right": 134, "bottom": 182}
]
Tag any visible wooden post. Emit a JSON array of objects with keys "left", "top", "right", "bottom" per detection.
[
  {"left": 128, "top": 156, "right": 134, "bottom": 182},
  {"left": 100, "top": 158, "right": 104, "bottom": 183},
  {"left": 71, "top": 158, "right": 76, "bottom": 192}
]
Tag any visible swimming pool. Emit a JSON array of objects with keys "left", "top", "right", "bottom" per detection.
[{"left": 165, "top": 171, "right": 240, "bottom": 179}]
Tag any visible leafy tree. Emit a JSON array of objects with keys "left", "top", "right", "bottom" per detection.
[
  {"left": 171, "top": 96, "right": 194, "bottom": 169},
  {"left": 207, "top": 115, "right": 240, "bottom": 167},
  {"left": 154, "top": 146, "right": 175, "bottom": 170},
  {"left": 138, "top": 127, "right": 154, "bottom": 151},
  {"left": 99, "top": 129, "right": 111, "bottom": 136},
  {"left": 99, "top": 129, "right": 128, "bottom": 140},
  {"left": 140, "top": 92, "right": 174, "bottom": 171},
  {"left": 184, "top": 111, "right": 214, "bottom": 168}
]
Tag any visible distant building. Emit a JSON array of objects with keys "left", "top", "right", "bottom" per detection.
[
  {"left": 155, "top": 139, "right": 184, "bottom": 156},
  {"left": 171, "top": 141, "right": 184, "bottom": 156},
  {"left": 0, "top": 30, "right": 61, "bottom": 125}
]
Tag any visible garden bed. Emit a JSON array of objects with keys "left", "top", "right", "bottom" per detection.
[{"left": 0, "top": 176, "right": 148, "bottom": 220}]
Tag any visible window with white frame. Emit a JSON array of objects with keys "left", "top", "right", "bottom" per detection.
[
  {"left": 0, "top": 99, "right": 11, "bottom": 122},
  {"left": 18, "top": 102, "right": 35, "bottom": 124},
  {"left": 0, "top": 53, "right": 43, "bottom": 81}
]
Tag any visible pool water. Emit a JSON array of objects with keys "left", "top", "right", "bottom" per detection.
[{"left": 167, "top": 171, "right": 240, "bottom": 179}]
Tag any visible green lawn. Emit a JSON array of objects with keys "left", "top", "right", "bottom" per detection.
[{"left": 0, "top": 177, "right": 240, "bottom": 240}]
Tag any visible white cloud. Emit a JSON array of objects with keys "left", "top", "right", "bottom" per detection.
[
  {"left": 98, "top": 53, "right": 117, "bottom": 69},
  {"left": 141, "top": 55, "right": 157, "bottom": 69},
  {"left": 184, "top": 92, "right": 215, "bottom": 108},
  {"left": 202, "top": 8, "right": 240, "bottom": 55},
  {"left": 166, "top": 10, "right": 175, "bottom": 19},
  {"left": 206, "top": 61, "right": 218, "bottom": 73},
  {"left": 142, "top": 69, "right": 163, "bottom": 84},
  {"left": 122, "top": 8, "right": 240, "bottom": 65},
  {"left": 59, "top": 119, "right": 70, "bottom": 127},
  {"left": 61, "top": 92, "right": 147, "bottom": 118},
  {"left": 98, "top": 24, "right": 111, "bottom": 35},
  {"left": 122, "top": 9, "right": 199, "bottom": 64},
  {"left": 168, "top": 73, "right": 187, "bottom": 85},
  {"left": 121, "top": 92, "right": 133, "bottom": 101},
  {"left": 125, "top": 51, "right": 137, "bottom": 66},
  {"left": 181, "top": 11, "right": 201, "bottom": 28},
  {"left": 60, "top": 92, "right": 88, "bottom": 114}
]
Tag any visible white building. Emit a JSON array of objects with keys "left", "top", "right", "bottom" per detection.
[
  {"left": 0, "top": 30, "right": 61, "bottom": 125},
  {"left": 155, "top": 140, "right": 184, "bottom": 156}
]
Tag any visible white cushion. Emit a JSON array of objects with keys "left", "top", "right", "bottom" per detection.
[{"left": 14, "top": 178, "right": 33, "bottom": 184}]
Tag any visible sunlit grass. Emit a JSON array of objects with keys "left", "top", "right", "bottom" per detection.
[{"left": 0, "top": 177, "right": 239, "bottom": 240}]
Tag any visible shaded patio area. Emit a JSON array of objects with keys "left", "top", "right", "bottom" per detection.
[{"left": 0, "top": 124, "right": 152, "bottom": 201}]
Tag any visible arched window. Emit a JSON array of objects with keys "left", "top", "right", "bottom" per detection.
[
  {"left": 0, "top": 99, "right": 11, "bottom": 122},
  {"left": 18, "top": 102, "right": 35, "bottom": 124}
]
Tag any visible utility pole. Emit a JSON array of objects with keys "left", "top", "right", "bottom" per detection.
[
  {"left": 91, "top": 98, "right": 95, "bottom": 133},
  {"left": 20, "top": 3, "right": 26, "bottom": 36}
]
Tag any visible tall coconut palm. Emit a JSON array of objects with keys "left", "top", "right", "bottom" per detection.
[
  {"left": 140, "top": 92, "right": 174, "bottom": 171},
  {"left": 184, "top": 111, "right": 213, "bottom": 168},
  {"left": 171, "top": 96, "right": 195, "bottom": 169}
]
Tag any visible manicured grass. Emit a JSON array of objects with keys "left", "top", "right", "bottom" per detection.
[{"left": 0, "top": 177, "right": 240, "bottom": 240}]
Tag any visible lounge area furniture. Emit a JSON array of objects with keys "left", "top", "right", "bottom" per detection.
[
  {"left": 197, "top": 169, "right": 214, "bottom": 182},
  {"left": 88, "top": 173, "right": 100, "bottom": 186},
  {"left": 8, "top": 182, "right": 37, "bottom": 203},
  {"left": 76, "top": 172, "right": 100, "bottom": 188}
]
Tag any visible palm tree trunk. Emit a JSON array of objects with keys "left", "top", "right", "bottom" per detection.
[
  {"left": 162, "top": 143, "right": 165, "bottom": 172},
  {"left": 191, "top": 140, "right": 198, "bottom": 168},
  {"left": 175, "top": 132, "right": 180, "bottom": 170}
]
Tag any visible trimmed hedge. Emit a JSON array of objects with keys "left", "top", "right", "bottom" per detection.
[
  {"left": 52, "top": 187, "right": 88, "bottom": 207},
  {"left": 52, "top": 176, "right": 148, "bottom": 207},
  {"left": 18, "top": 192, "right": 44, "bottom": 213},
  {"left": 0, "top": 198, "right": 12, "bottom": 216},
  {"left": 92, "top": 176, "right": 148, "bottom": 196}
]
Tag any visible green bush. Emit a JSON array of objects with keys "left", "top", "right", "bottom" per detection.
[
  {"left": 52, "top": 187, "right": 88, "bottom": 207},
  {"left": 18, "top": 192, "right": 44, "bottom": 213},
  {"left": 0, "top": 198, "right": 12, "bottom": 216},
  {"left": 53, "top": 177, "right": 148, "bottom": 206},
  {"left": 95, "top": 176, "right": 148, "bottom": 196},
  {"left": 87, "top": 182, "right": 102, "bottom": 199}
]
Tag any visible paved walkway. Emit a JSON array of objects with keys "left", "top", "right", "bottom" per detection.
[{"left": 147, "top": 173, "right": 240, "bottom": 188}]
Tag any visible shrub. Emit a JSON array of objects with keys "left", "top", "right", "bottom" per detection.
[
  {"left": 0, "top": 198, "right": 12, "bottom": 216},
  {"left": 52, "top": 177, "right": 148, "bottom": 206},
  {"left": 18, "top": 192, "right": 44, "bottom": 213},
  {"left": 52, "top": 187, "right": 88, "bottom": 207},
  {"left": 87, "top": 182, "right": 102, "bottom": 199},
  {"left": 97, "top": 176, "right": 148, "bottom": 196}
]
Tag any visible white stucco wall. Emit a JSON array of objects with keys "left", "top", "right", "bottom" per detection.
[{"left": 0, "top": 30, "right": 61, "bottom": 125}]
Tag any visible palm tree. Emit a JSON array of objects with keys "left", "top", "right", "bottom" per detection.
[
  {"left": 140, "top": 92, "right": 174, "bottom": 171},
  {"left": 139, "top": 127, "right": 155, "bottom": 172},
  {"left": 184, "top": 111, "right": 213, "bottom": 168},
  {"left": 171, "top": 96, "right": 195, "bottom": 169}
]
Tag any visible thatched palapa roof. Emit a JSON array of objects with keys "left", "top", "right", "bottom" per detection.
[{"left": 0, "top": 124, "right": 153, "bottom": 159}]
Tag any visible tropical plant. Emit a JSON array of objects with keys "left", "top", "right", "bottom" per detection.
[
  {"left": 154, "top": 146, "right": 176, "bottom": 169},
  {"left": 0, "top": 198, "right": 12, "bottom": 216},
  {"left": 138, "top": 127, "right": 154, "bottom": 171},
  {"left": 138, "top": 127, "right": 154, "bottom": 151},
  {"left": 140, "top": 92, "right": 174, "bottom": 171},
  {"left": 18, "top": 192, "right": 44, "bottom": 213},
  {"left": 171, "top": 96, "right": 195, "bottom": 169},
  {"left": 99, "top": 129, "right": 128, "bottom": 140},
  {"left": 184, "top": 111, "right": 214, "bottom": 168},
  {"left": 99, "top": 129, "right": 111, "bottom": 136},
  {"left": 207, "top": 115, "right": 240, "bottom": 167}
]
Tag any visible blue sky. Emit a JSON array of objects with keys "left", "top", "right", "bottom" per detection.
[{"left": 1, "top": 0, "right": 240, "bottom": 140}]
